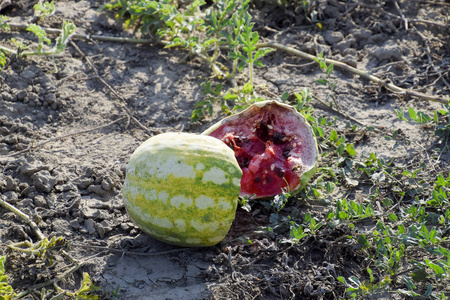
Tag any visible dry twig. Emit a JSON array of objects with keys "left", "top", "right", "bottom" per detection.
[
  {"left": 0, "top": 195, "right": 45, "bottom": 241},
  {"left": 256, "top": 42, "right": 449, "bottom": 104},
  {"left": 393, "top": 0, "right": 408, "bottom": 30},
  {"left": 69, "top": 40, "right": 153, "bottom": 135},
  {"left": 5, "top": 21, "right": 448, "bottom": 105},
  {"left": 7, "top": 23, "right": 155, "bottom": 44}
]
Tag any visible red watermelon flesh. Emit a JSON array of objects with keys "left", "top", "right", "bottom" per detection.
[{"left": 204, "top": 101, "right": 317, "bottom": 198}]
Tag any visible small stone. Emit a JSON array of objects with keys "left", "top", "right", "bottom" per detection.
[
  {"left": 323, "top": 4, "right": 341, "bottom": 18},
  {"left": 0, "top": 144, "right": 9, "bottom": 155},
  {"left": 341, "top": 48, "right": 358, "bottom": 68},
  {"left": 101, "top": 177, "right": 113, "bottom": 191},
  {"left": 86, "top": 198, "right": 110, "bottom": 209},
  {"left": 84, "top": 219, "right": 97, "bottom": 235},
  {"left": 324, "top": 31, "right": 344, "bottom": 45},
  {"left": 81, "top": 206, "right": 100, "bottom": 219},
  {"left": 2, "top": 92, "right": 13, "bottom": 102},
  {"left": 46, "top": 194, "right": 57, "bottom": 209},
  {"left": 367, "top": 33, "right": 387, "bottom": 45},
  {"left": 31, "top": 170, "right": 57, "bottom": 193},
  {"left": 34, "top": 195, "right": 47, "bottom": 207},
  {"left": 19, "top": 161, "right": 46, "bottom": 175},
  {"left": 19, "top": 198, "right": 34, "bottom": 209},
  {"left": 18, "top": 182, "right": 29, "bottom": 192},
  {"left": 342, "top": 48, "right": 357, "bottom": 57},
  {"left": 44, "top": 93, "right": 56, "bottom": 104},
  {"left": 96, "top": 220, "right": 112, "bottom": 238},
  {"left": 4, "top": 135, "right": 18, "bottom": 145},
  {"left": 77, "top": 178, "right": 92, "bottom": 189},
  {"left": 56, "top": 183, "right": 76, "bottom": 193},
  {"left": 87, "top": 184, "right": 107, "bottom": 196},
  {"left": 0, "top": 176, "right": 6, "bottom": 191},
  {"left": 0, "top": 126, "right": 9, "bottom": 135},
  {"left": 351, "top": 28, "right": 372, "bottom": 42},
  {"left": 4, "top": 191, "right": 19, "bottom": 203},
  {"left": 5, "top": 175, "right": 17, "bottom": 191},
  {"left": 22, "top": 186, "right": 37, "bottom": 198},
  {"left": 111, "top": 198, "right": 124, "bottom": 210},
  {"left": 27, "top": 92, "right": 38, "bottom": 103},
  {"left": 64, "top": 190, "right": 80, "bottom": 201},
  {"left": 69, "top": 219, "right": 81, "bottom": 230},
  {"left": 335, "top": 36, "right": 356, "bottom": 53},
  {"left": 16, "top": 90, "right": 27, "bottom": 101},
  {"left": 52, "top": 219, "right": 73, "bottom": 236},
  {"left": 20, "top": 65, "right": 40, "bottom": 80},
  {"left": 368, "top": 40, "right": 403, "bottom": 62},
  {"left": 120, "top": 223, "right": 131, "bottom": 231}
]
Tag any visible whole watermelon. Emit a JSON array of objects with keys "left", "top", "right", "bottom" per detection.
[{"left": 123, "top": 132, "right": 243, "bottom": 247}]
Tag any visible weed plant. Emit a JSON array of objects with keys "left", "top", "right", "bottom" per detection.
[
  {"left": 0, "top": 2, "right": 75, "bottom": 70},
  {"left": 100, "top": 0, "right": 275, "bottom": 120}
]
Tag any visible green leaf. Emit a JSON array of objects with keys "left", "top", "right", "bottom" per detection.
[
  {"left": 242, "top": 82, "right": 253, "bottom": 94},
  {"left": 329, "top": 130, "right": 338, "bottom": 142},
  {"left": 33, "top": 1, "right": 55, "bottom": 18},
  {"left": 304, "top": 213, "right": 312, "bottom": 223},
  {"left": 313, "top": 126, "right": 325, "bottom": 138},
  {"left": 253, "top": 47, "right": 275, "bottom": 61},
  {"left": 281, "top": 91, "right": 289, "bottom": 101},
  {"left": 75, "top": 272, "right": 100, "bottom": 299},
  {"left": 0, "top": 51, "right": 6, "bottom": 70},
  {"left": 346, "top": 143, "right": 356, "bottom": 156},
  {"left": 357, "top": 235, "right": 369, "bottom": 247},
  {"left": 408, "top": 107, "right": 417, "bottom": 121},
  {"left": 54, "top": 21, "right": 76, "bottom": 54},
  {"left": 27, "top": 24, "right": 51, "bottom": 47},
  {"left": 336, "top": 143, "right": 345, "bottom": 156},
  {"left": 337, "top": 276, "right": 346, "bottom": 284},
  {"left": 0, "top": 256, "right": 16, "bottom": 298},
  {"left": 316, "top": 78, "right": 328, "bottom": 85},
  {"left": 326, "top": 63, "right": 334, "bottom": 75},
  {"left": 426, "top": 260, "right": 444, "bottom": 276},
  {"left": 366, "top": 267, "right": 374, "bottom": 283},
  {"left": 388, "top": 213, "right": 398, "bottom": 222},
  {"left": 0, "top": 15, "right": 10, "bottom": 31}
]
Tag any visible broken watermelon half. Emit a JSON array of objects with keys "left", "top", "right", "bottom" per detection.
[{"left": 203, "top": 100, "right": 318, "bottom": 199}]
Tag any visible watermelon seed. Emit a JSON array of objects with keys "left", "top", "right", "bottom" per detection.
[
  {"left": 239, "top": 157, "right": 250, "bottom": 168},
  {"left": 276, "top": 168, "right": 285, "bottom": 177},
  {"left": 255, "top": 121, "right": 269, "bottom": 141}
]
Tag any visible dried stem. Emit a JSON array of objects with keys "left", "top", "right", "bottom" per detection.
[
  {"left": 7, "top": 22, "right": 155, "bottom": 44},
  {"left": 0, "top": 196, "right": 45, "bottom": 240},
  {"left": 4, "top": 22, "right": 448, "bottom": 105},
  {"left": 69, "top": 40, "right": 152, "bottom": 135},
  {"left": 256, "top": 42, "right": 449, "bottom": 105}
]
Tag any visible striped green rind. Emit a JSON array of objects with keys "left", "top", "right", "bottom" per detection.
[{"left": 123, "top": 132, "right": 243, "bottom": 247}]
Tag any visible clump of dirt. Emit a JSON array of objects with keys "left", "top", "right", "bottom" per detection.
[{"left": 0, "top": 0, "right": 449, "bottom": 299}]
